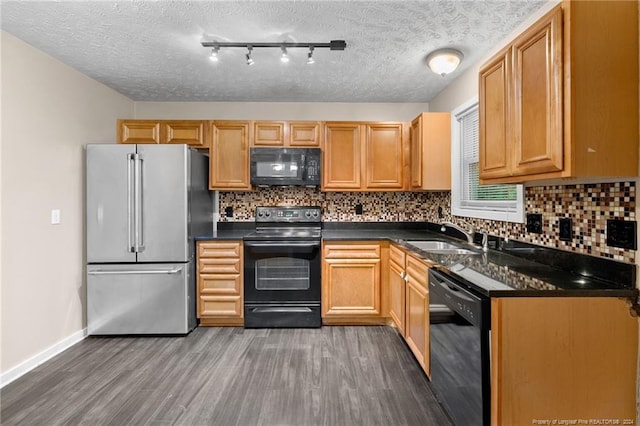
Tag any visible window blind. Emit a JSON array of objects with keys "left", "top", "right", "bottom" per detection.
[{"left": 458, "top": 106, "right": 519, "bottom": 212}]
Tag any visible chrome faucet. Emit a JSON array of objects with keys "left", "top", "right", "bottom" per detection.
[{"left": 440, "top": 221, "right": 475, "bottom": 244}]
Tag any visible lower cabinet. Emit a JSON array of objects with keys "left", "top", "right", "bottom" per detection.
[
  {"left": 322, "top": 241, "right": 383, "bottom": 324},
  {"left": 388, "top": 244, "right": 406, "bottom": 335},
  {"left": 196, "top": 240, "right": 244, "bottom": 326},
  {"left": 404, "top": 253, "right": 431, "bottom": 378},
  {"left": 491, "top": 297, "right": 638, "bottom": 424}
]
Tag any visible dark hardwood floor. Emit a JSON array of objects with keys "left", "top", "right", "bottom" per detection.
[{"left": 1, "top": 326, "right": 452, "bottom": 425}]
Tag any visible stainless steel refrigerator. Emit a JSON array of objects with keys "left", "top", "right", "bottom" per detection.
[{"left": 86, "top": 144, "right": 213, "bottom": 335}]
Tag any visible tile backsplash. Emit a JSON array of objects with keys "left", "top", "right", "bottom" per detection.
[{"left": 219, "top": 181, "right": 636, "bottom": 263}]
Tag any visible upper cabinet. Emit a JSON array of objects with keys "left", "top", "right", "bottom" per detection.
[
  {"left": 117, "top": 120, "right": 206, "bottom": 147},
  {"left": 252, "top": 121, "right": 321, "bottom": 147},
  {"left": 209, "top": 121, "right": 251, "bottom": 190},
  {"left": 323, "top": 122, "right": 406, "bottom": 191},
  {"left": 479, "top": 2, "right": 639, "bottom": 183},
  {"left": 410, "top": 113, "right": 451, "bottom": 190}
]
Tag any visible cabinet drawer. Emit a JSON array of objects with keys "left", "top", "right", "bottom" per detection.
[
  {"left": 199, "top": 296, "right": 243, "bottom": 317},
  {"left": 390, "top": 244, "right": 406, "bottom": 266},
  {"left": 198, "top": 258, "right": 241, "bottom": 274},
  {"left": 323, "top": 243, "right": 380, "bottom": 259},
  {"left": 198, "top": 241, "right": 242, "bottom": 258},
  {"left": 199, "top": 274, "right": 241, "bottom": 295}
]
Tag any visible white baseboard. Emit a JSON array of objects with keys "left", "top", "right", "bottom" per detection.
[{"left": 0, "top": 328, "right": 87, "bottom": 388}]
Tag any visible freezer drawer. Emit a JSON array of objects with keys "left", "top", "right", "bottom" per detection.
[{"left": 87, "top": 262, "right": 195, "bottom": 335}]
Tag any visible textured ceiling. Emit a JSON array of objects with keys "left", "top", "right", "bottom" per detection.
[{"left": 1, "top": 1, "right": 547, "bottom": 103}]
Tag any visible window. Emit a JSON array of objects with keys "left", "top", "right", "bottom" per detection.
[{"left": 451, "top": 98, "right": 524, "bottom": 223}]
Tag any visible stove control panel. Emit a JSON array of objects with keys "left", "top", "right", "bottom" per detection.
[{"left": 255, "top": 206, "right": 322, "bottom": 223}]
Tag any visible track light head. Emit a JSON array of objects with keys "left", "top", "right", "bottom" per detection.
[
  {"left": 246, "top": 46, "right": 255, "bottom": 66},
  {"left": 280, "top": 46, "right": 289, "bottom": 63},
  {"left": 306, "top": 47, "right": 315, "bottom": 65}
]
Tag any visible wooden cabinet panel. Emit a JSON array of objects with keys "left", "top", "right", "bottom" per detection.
[
  {"left": 323, "top": 123, "right": 362, "bottom": 190},
  {"left": 199, "top": 296, "right": 243, "bottom": 317},
  {"left": 253, "top": 122, "right": 285, "bottom": 146},
  {"left": 197, "top": 241, "right": 243, "bottom": 325},
  {"left": 209, "top": 121, "right": 251, "bottom": 190},
  {"left": 365, "top": 123, "right": 404, "bottom": 189},
  {"left": 323, "top": 259, "right": 381, "bottom": 317},
  {"left": 388, "top": 257, "right": 405, "bottom": 335},
  {"left": 491, "top": 297, "right": 637, "bottom": 424},
  {"left": 322, "top": 242, "right": 382, "bottom": 321},
  {"left": 479, "top": 3, "right": 637, "bottom": 183},
  {"left": 163, "top": 121, "right": 206, "bottom": 147},
  {"left": 117, "top": 120, "right": 161, "bottom": 144},
  {"left": 199, "top": 275, "right": 242, "bottom": 295},
  {"left": 511, "top": 8, "right": 563, "bottom": 177},
  {"left": 479, "top": 49, "right": 511, "bottom": 180},
  {"left": 289, "top": 121, "right": 321, "bottom": 147},
  {"left": 404, "top": 253, "right": 430, "bottom": 377},
  {"left": 389, "top": 244, "right": 406, "bottom": 267},
  {"left": 409, "top": 113, "right": 451, "bottom": 190},
  {"left": 198, "top": 241, "right": 241, "bottom": 258}
]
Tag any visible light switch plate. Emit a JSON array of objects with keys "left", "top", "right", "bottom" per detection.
[{"left": 51, "top": 209, "right": 61, "bottom": 225}]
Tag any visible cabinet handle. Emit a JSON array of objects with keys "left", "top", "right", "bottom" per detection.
[
  {"left": 404, "top": 275, "right": 409, "bottom": 283},
  {"left": 400, "top": 271, "right": 405, "bottom": 279}
]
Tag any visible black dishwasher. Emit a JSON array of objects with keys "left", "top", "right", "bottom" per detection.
[{"left": 428, "top": 269, "right": 490, "bottom": 426}]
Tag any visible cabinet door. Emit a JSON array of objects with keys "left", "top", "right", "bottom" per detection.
[
  {"left": 405, "top": 255, "right": 430, "bottom": 377},
  {"left": 410, "top": 117, "right": 423, "bottom": 187},
  {"left": 210, "top": 121, "right": 251, "bottom": 190},
  {"left": 322, "top": 259, "right": 381, "bottom": 317},
  {"left": 163, "top": 121, "right": 206, "bottom": 147},
  {"left": 364, "top": 123, "right": 404, "bottom": 189},
  {"left": 322, "top": 123, "right": 362, "bottom": 190},
  {"left": 388, "top": 259, "right": 406, "bottom": 335},
  {"left": 253, "top": 121, "right": 285, "bottom": 146},
  {"left": 289, "top": 121, "right": 321, "bottom": 147},
  {"left": 511, "top": 7, "right": 563, "bottom": 176},
  {"left": 410, "top": 113, "right": 451, "bottom": 190},
  {"left": 479, "top": 49, "right": 512, "bottom": 180},
  {"left": 117, "top": 120, "right": 161, "bottom": 144}
]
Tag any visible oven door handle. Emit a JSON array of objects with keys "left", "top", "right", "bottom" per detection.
[{"left": 244, "top": 241, "right": 320, "bottom": 249}]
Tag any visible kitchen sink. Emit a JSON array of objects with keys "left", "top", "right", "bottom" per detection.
[{"left": 407, "top": 240, "right": 479, "bottom": 255}]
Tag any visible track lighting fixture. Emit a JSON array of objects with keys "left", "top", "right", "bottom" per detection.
[
  {"left": 245, "top": 46, "right": 255, "bottom": 66},
  {"left": 280, "top": 46, "right": 289, "bottom": 63},
  {"left": 201, "top": 39, "right": 346, "bottom": 65},
  {"left": 306, "top": 47, "right": 315, "bottom": 65},
  {"left": 209, "top": 46, "right": 219, "bottom": 62}
]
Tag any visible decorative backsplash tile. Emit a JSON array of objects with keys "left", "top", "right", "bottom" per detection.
[{"left": 219, "top": 181, "right": 636, "bottom": 263}]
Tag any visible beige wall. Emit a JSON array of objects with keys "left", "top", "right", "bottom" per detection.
[
  {"left": 134, "top": 102, "right": 430, "bottom": 121},
  {"left": 1, "top": 31, "right": 133, "bottom": 375}
]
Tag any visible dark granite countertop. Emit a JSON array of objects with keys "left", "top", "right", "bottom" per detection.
[{"left": 197, "top": 221, "right": 637, "bottom": 300}]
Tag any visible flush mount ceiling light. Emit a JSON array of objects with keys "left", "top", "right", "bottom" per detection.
[
  {"left": 209, "top": 46, "right": 219, "bottom": 62},
  {"left": 201, "top": 39, "right": 346, "bottom": 65},
  {"left": 426, "top": 48, "right": 464, "bottom": 76}
]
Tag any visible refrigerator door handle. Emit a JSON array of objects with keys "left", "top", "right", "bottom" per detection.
[
  {"left": 88, "top": 268, "right": 182, "bottom": 275},
  {"left": 133, "top": 153, "right": 144, "bottom": 253},
  {"left": 127, "top": 153, "right": 135, "bottom": 252}
]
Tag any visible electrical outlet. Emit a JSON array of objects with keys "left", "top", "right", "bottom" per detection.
[
  {"left": 559, "top": 218, "right": 573, "bottom": 241},
  {"left": 607, "top": 219, "right": 637, "bottom": 250},
  {"left": 355, "top": 203, "right": 363, "bottom": 215},
  {"left": 225, "top": 206, "right": 234, "bottom": 217},
  {"left": 51, "top": 209, "right": 61, "bottom": 225},
  {"left": 526, "top": 213, "right": 543, "bottom": 234},
  {"left": 437, "top": 206, "right": 444, "bottom": 219}
]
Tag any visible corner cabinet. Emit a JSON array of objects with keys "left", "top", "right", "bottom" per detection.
[
  {"left": 117, "top": 119, "right": 206, "bottom": 147},
  {"left": 196, "top": 241, "right": 244, "bottom": 326},
  {"left": 323, "top": 122, "right": 406, "bottom": 191},
  {"left": 322, "top": 241, "right": 383, "bottom": 324},
  {"left": 479, "top": 2, "right": 639, "bottom": 183},
  {"left": 410, "top": 113, "right": 451, "bottom": 190},
  {"left": 209, "top": 121, "right": 252, "bottom": 190},
  {"left": 491, "top": 297, "right": 637, "bottom": 424}
]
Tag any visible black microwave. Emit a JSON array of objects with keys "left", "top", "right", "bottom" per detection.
[{"left": 250, "top": 147, "right": 321, "bottom": 187}]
